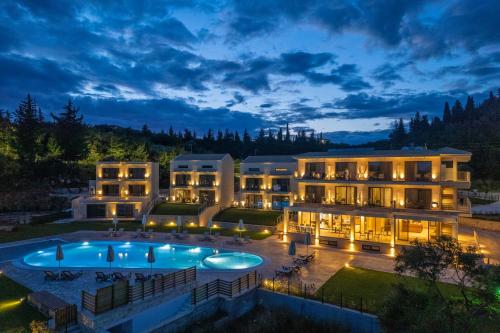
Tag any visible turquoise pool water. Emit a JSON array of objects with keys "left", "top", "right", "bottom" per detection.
[{"left": 22, "top": 241, "right": 263, "bottom": 270}]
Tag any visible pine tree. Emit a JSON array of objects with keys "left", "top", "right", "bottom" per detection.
[
  {"left": 51, "top": 99, "right": 86, "bottom": 160},
  {"left": 285, "top": 123, "right": 291, "bottom": 143},
  {"left": 14, "top": 94, "right": 43, "bottom": 167},
  {"left": 442, "top": 102, "right": 451, "bottom": 124}
]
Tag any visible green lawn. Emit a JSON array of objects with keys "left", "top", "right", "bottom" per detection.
[
  {"left": 150, "top": 203, "right": 202, "bottom": 215},
  {"left": 315, "top": 267, "right": 462, "bottom": 313},
  {"left": 162, "top": 225, "right": 272, "bottom": 240},
  {"left": 0, "top": 219, "right": 273, "bottom": 244},
  {"left": 0, "top": 275, "right": 47, "bottom": 333},
  {"left": 213, "top": 208, "right": 282, "bottom": 226}
]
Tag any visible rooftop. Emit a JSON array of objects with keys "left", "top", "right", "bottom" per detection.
[
  {"left": 173, "top": 154, "right": 229, "bottom": 161},
  {"left": 242, "top": 155, "right": 296, "bottom": 163},
  {"left": 295, "top": 147, "right": 471, "bottom": 159}
]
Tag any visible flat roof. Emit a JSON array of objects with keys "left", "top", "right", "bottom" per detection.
[
  {"left": 243, "top": 155, "right": 296, "bottom": 163},
  {"left": 174, "top": 154, "right": 228, "bottom": 161},
  {"left": 295, "top": 147, "right": 471, "bottom": 159}
]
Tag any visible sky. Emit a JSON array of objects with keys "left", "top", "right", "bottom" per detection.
[{"left": 0, "top": 0, "right": 499, "bottom": 143}]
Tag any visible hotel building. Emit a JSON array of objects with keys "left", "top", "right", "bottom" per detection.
[
  {"left": 238, "top": 155, "right": 296, "bottom": 210},
  {"left": 72, "top": 161, "right": 159, "bottom": 220},
  {"left": 170, "top": 154, "right": 234, "bottom": 208},
  {"left": 282, "top": 147, "right": 471, "bottom": 252}
]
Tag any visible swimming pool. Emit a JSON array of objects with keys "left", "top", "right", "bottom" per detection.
[{"left": 22, "top": 241, "right": 263, "bottom": 270}]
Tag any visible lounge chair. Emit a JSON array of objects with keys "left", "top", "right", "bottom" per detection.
[
  {"left": 117, "top": 228, "right": 125, "bottom": 236},
  {"left": 243, "top": 235, "right": 251, "bottom": 243},
  {"left": 112, "top": 272, "right": 131, "bottom": 281},
  {"left": 198, "top": 231, "right": 210, "bottom": 241},
  {"left": 214, "top": 232, "right": 220, "bottom": 239},
  {"left": 105, "top": 228, "right": 113, "bottom": 237},
  {"left": 292, "top": 252, "right": 316, "bottom": 265},
  {"left": 135, "top": 272, "right": 149, "bottom": 283},
  {"left": 44, "top": 270, "right": 59, "bottom": 281},
  {"left": 61, "top": 271, "right": 82, "bottom": 281},
  {"left": 227, "top": 234, "right": 243, "bottom": 245},
  {"left": 275, "top": 267, "right": 293, "bottom": 277},
  {"left": 283, "top": 265, "right": 301, "bottom": 274},
  {"left": 133, "top": 228, "right": 141, "bottom": 238},
  {"left": 177, "top": 230, "right": 188, "bottom": 240},
  {"left": 95, "top": 271, "right": 109, "bottom": 282},
  {"left": 153, "top": 273, "right": 164, "bottom": 279}
]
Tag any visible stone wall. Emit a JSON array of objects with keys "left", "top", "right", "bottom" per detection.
[{"left": 459, "top": 217, "right": 500, "bottom": 232}]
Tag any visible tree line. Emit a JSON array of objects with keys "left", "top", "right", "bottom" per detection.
[
  {"left": 0, "top": 94, "right": 330, "bottom": 191},
  {"left": 388, "top": 90, "right": 500, "bottom": 181}
]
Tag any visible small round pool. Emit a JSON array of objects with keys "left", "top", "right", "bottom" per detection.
[
  {"left": 203, "top": 252, "right": 263, "bottom": 270},
  {"left": 22, "top": 241, "right": 263, "bottom": 270}
]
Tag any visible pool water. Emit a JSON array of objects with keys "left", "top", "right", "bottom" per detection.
[{"left": 22, "top": 241, "right": 263, "bottom": 270}]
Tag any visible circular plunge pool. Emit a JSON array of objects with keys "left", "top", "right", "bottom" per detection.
[{"left": 22, "top": 241, "right": 263, "bottom": 270}]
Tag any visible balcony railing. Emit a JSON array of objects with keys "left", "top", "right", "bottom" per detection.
[{"left": 457, "top": 171, "right": 470, "bottom": 182}]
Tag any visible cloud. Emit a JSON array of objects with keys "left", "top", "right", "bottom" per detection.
[{"left": 372, "top": 62, "right": 406, "bottom": 88}]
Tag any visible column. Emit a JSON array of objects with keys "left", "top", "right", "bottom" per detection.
[
  {"left": 350, "top": 216, "right": 355, "bottom": 242},
  {"left": 391, "top": 218, "right": 396, "bottom": 247},
  {"left": 315, "top": 212, "right": 320, "bottom": 239},
  {"left": 452, "top": 218, "right": 458, "bottom": 239},
  {"left": 283, "top": 207, "right": 289, "bottom": 235}
]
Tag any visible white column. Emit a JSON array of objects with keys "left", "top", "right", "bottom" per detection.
[{"left": 283, "top": 208, "right": 289, "bottom": 235}]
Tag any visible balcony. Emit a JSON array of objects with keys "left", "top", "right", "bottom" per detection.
[
  {"left": 457, "top": 171, "right": 470, "bottom": 182},
  {"left": 243, "top": 186, "right": 263, "bottom": 192}
]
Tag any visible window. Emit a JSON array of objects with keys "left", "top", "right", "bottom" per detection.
[
  {"left": 335, "top": 186, "right": 357, "bottom": 205},
  {"left": 128, "top": 168, "right": 145, "bottom": 179},
  {"left": 87, "top": 204, "right": 106, "bottom": 218},
  {"left": 102, "top": 168, "right": 119, "bottom": 179},
  {"left": 199, "top": 174, "right": 215, "bottom": 186},
  {"left": 178, "top": 165, "right": 188, "bottom": 169},
  {"left": 248, "top": 167, "right": 261, "bottom": 172},
  {"left": 368, "top": 187, "right": 392, "bottom": 207},
  {"left": 128, "top": 185, "right": 145, "bottom": 196},
  {"left": 116, "top": 204, "right": 134, "bottom": 218},
  {"left": 175, "top": 174, "right": 191, "bottom": 186},
  {"left": 305, "top": 162, "right": 326, "bottom": 179},
  {"left": 405, "top": 188, "right": 432, "bottom": 209},
  {"left": 368, "top": 162, "right": 392, "bottom": 181},
  {"left": 271, "top": 178, "right": 290, "bottom": 192},
  {"left": 335, "top": 162, "right": 357, "bottom": 180},
  {"left": 246, "top": 194, "right": 263, "bottom": 208},
  {"left": 199, "top": 190, "right": 215, "bottom": 204},
  {"left": 245, "top": 178, "right": 262, "bottom": 191},
  {"left": 275, "top": 168, "right": 288, "bottom": 172},
  {"left": 272, "top": 196, "right": 290, "bottom": 210},
  {"left": 305, "top": 185, "right": 325, "bottom": 203},
  {"left": 102, "top": 184, "right": 119, "bottom": 196},
  {"left": 441, "top": 161, "right": 453, "bottom": 168},
  {"left": 405, "top": 161, "right": 432, "bottom": 181},
  {"left": 201, "top": 165, "right": 214, "bottom": 169}
]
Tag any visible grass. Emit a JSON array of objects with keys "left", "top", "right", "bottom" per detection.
[
  {"left": 160, "top": 225, "right": 273, "bottom": 240},
  {"left": 150, "top": 203, "right": 202, "bottom": 215},
  {"left": 314, "top": 267, "right": 462, "bottom": 313},
  {"left": 0, "top": 275, "right": 47, "bottom": 333},
  {"left": 213, "top": 208, "right": 282, "bottom": 226},
  {"left": 0, "top": 219, "right": 273, "bottom": 244}
]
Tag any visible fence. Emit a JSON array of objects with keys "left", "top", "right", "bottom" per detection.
[
  {"left": 261, "top": 277, "right": 375, "bottom": 314},
  {"left": 191, "top": 270, "right": 258, "bottom": 305},
  {"left": 82, "top": 266, "right": 197, "bottom": 315},
  {"left": 460, "top": 190, "right": 500, "bottom": 202},
  {"left": 54, "top": 304, "right": 78, "bottom": 330}
]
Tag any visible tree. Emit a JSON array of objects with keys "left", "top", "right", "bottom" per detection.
[
  {"left": 14, "top": 94, "right": 43, "bottom": 168},
  {"left": 51, "top": 100, "right": 86, "bottom": 160},
  {"left": 379, "top": 236, "right": 500, "bottom": 333}
]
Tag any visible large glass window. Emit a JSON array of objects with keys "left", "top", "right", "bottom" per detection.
[
  {"left": 245, "top": 194, "right": 263, "bottom": 208},
  {"left": 271, "top": 178, "right": 290, "bottom": 192},
  {"left": 368, "top": 187, "right": 392, "bottom": 207},
  {"left": 305, "top": 185, "right": 325, "bottom": 203},
  {"left": 405, "top": 188, "right": 432, "bottom": 209},
  {"left": 102, "top": 184, "right": 119, "bottom": 196},
  {"left": 199, "top": 190, "right": 215, "bottom": 204},
  {"left": 102, "top": 168, "right": 119, "bottom": 179},
  {"left": 354, "top": 217, "right": 392, "bottom": 243},
  {"left": 87, "top": 204, "right": 106, "bottom": 218},
  {"left": 305, "top": 162, "right": 326, "bottom": 179},
  {"left": 271, "top": 195, "right": 289, "bottom": 210},
  {"left": 128, "top": 184, "right": 145, "bottom": 196},
  {"left": 368, "top": 162, "right": 392, "bottom": 181},
  {"left": 128, "top": 168, "right": 145, "bottom": 179},
  {"left": 396, "top": 219, "right": 438, "bottom": 244},
  {"left": 199, "top": 174, "right": 215, "bottom": 186},
  {"left": 318, "top": 214, "right": 351, "bottom": 239},
  {"left": 335, "top": 186, "right": 357, "bottom": 205},
  {"left": 405, "top": 161, "right": 432, "bottom": 181},
  {"left": 175, "top": 174, "right": 191, "bottom": 186},
  {"left": 335, "top": 162, "right": 357, "bottom": 180},
  {"left": 116, "top": 204, "right": 134, "bottom": 218},
  {"left": 245, "top": 178, "right": 262, "bottom": 191}
]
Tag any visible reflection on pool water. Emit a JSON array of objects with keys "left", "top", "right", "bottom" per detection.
[{"left": 22, "top": 241, "right": 263, "bottom": 270}]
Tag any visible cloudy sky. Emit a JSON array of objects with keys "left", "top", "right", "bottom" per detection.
[{"left": 0, "top": 0, "right": 499, "bottom": 142}]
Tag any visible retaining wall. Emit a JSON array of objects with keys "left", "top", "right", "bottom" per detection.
[{"left": 459, "top": 217, "right": 500, "bottom": 232}]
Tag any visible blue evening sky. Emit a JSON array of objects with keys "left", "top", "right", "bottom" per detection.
[{"left": 0, "top": 0, "right": 499, "bottom": 143}]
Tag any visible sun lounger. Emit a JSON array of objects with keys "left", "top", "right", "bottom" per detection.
[
  {"left": 135, "top": 272, "right": 150, "bottom": 283},
  {"left": 275, "top": 267, "right": 293, "bottom": 277},
  {"left": 117, "top": 228, "right": 125, "bottom": 236},
  {"left": 44, "top": 270, "right": 59, "bottom": 281},
  {"left": 176, "top": 230, "right": 188, "bottom": 240},
  {"left": 133, "top": 228, "right": 141, "bottom": 238},
  {"left": 214, "top": 232, "right": 220, "bottom": 239},
  {"left": 61, "top": 270, "right": 82, "bottom": 281},
  {"left": 243, "top": 235, "right": 251, "bottom": 243},
  {"left": 198, "top": 231, "right": 210, "bottom": 241},
  {"left": 105, "top": 228, "right": 113, "bottom": 237},
  {"left": 153, "top": 273, "right": 164, "bottom": 279},
  {"left": 95, "top": 271, "right": 109, "bottom": 282},
  {"left": 227, "top": 234, "right": 243, "bottom": 245},
  {"left": 112, "top": 272, "right": 130, "bottom": 281},
  {"left": 292, "top": 252, "right": 316, "bottom": 265}
]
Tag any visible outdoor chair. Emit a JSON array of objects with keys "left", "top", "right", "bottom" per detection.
[
  {"left": 198, "top": 231, "right": 210, "bottom": 241},
  {"left": 135, "top": 272, "right": 150, "bottom": 283},
  {"left": 44, "top": 270, "right": 59, "bottom": 281},
  {"left": 133, "top": 228, "right": 141, "bottom": 238},
  {"left": 153, "top": 273, "right": 164, "bottom": 279},
  {"left": 214, "top": 232, "right": 220, "bottom": 239},
  {"left": 178, "top": 230, "right": 189, "bottom": 240},
  {"left": 61, "top": 271, "right": 82, "bottom": 281},
  {"left": 112, "top": 272, "right": 131, "bottom": 281},
  {"left": 105, "top": 228, "right": 113, "bottom": 237},
  {"left": 95, "top": 271, "right": 109, "bottom": 282},
  {"left": 117, "top": 228, "right": 125, "bottom": 236},
  {"left": 243, "top": 234, "right": 251, "bottom": 243}
]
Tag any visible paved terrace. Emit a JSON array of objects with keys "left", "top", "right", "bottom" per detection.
[{"left": 1, "top": 226, "right": 498, "bottom": 308}]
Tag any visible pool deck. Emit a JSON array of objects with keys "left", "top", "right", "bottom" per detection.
[{"left": 0, "top": 230, "right": 398, "bottom": 308}]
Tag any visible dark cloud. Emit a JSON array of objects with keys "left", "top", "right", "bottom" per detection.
[
  {"left": 306, "top": 64, "right": 372, "bottom": 91},
  {"left": 259, "top": 103, "right": 273, "bottom": 108},
  {"left": 279, "top": 52, "right": 334, "bottom": 74},
  {"left": 372, "top": 63, "right": 406, "bottom": 88}
]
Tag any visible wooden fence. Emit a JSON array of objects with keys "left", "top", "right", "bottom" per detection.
[
  {"left": 82, "top": 266, "right": 197, "bottom": 315},
  {"left": 191, "top": 270, "right": 258, "bottom": 305},
  {"left": 54, "top": 304, "right": 78, "bottom": 330}
]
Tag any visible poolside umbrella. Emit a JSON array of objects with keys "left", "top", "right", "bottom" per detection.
[
  {"left": 112, "top": 215, "right": 118, "bottom": 233},
  {"left": 142, "top": 214, "right": 147, "bottom": 232},
  {"left": 176, "top": 216, "right": 182, "bottom": 232},
  {"left": 304, "top": 232, "right": 311, "bottom": 256},
  {"left": 147, "top": 246, "right": 156, "bottom": 276},
  {"left": 207, "top": 218, "right": 213, "bottom": 236},
  {"left": 238, "top": 219, "right": 244, "bottom": 238},
  {"left": 106, "top": 245, "right": 115, "bottom": 270},
  {"left": 288, "top": 240, "right": 296, "bottom": 256},
  {"left": 56, "top": 243, "right": 64, "bottom": 276}
]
